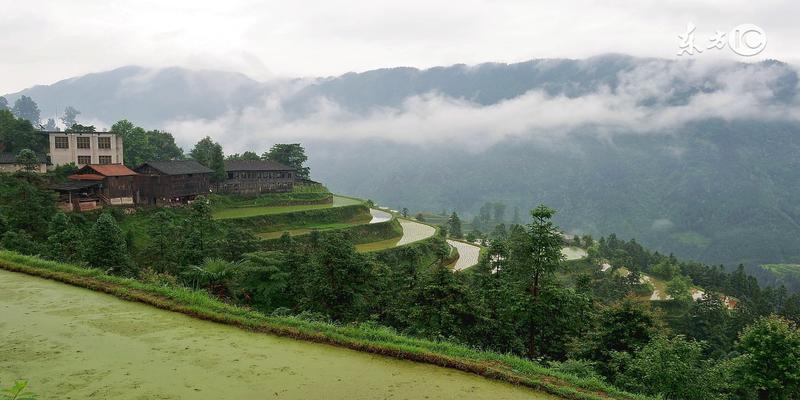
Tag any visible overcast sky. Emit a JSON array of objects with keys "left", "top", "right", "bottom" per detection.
[{"left": 1, "top": 0, "right": 797, "bottom": 94}]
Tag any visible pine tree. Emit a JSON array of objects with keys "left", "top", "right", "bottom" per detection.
[{"left": 84, "top": 212, "right": 131, "bottom": 274}]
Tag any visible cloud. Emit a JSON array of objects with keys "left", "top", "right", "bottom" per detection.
[{"left": 163, "top": 59, "right": 800, "bottom": 153}]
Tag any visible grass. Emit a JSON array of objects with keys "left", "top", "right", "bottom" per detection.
[
  {"left": 258, "top": 221, "right": 370, "bottom": 240},
  {"left": 0, "top": 251, "right": 649, "bottom": 400},
  {"left": 213, "top": 195, "right": 362, "bottom": 220}
]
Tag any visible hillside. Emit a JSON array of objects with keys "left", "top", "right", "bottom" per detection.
[{"left": 6, "top": 55, "right": 800, "bottom": 273}]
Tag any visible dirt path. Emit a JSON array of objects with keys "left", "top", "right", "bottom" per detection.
[
  {"left": 0, "top": 269, "right": 554, "bottom": 400},
  {"left": 447, "top": 240, "right": 481, "bottom": 271}
]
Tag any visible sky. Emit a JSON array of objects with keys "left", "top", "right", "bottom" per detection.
[{"left": 1, "top": 0, "right": 798, "bottom": 94}]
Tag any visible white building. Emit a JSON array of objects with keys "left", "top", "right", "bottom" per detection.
[{"left": 47, "top": 131, "right": 124, "bottom": 167}]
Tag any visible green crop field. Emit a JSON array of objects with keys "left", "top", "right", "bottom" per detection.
[{"left": 213, "top": 195, "right": 362, "bottom": 220}]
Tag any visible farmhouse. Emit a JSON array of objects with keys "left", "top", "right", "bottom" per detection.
[
  {"left": 220, "top": 160, "right": 295, "bottom": 195},
  {"left": 46, "top": 130, "right": 124, "bottom": 167},
  {"left": 0, "top": 152, "right": 49, "bottom": 173},
  {"left": 68, "top": 164, "right": 139, "bottom": 205},
  {"left": 134, "top": 160, "right": 213, "bottom": 205}
]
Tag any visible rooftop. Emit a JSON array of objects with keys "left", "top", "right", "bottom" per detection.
[
  {"left": 76, "top": 164, "right": 138, "bottom": 177},
  {"left": 136, "top": 160, "right": 214, "bottom": 175},
  {"left": 224, "top": 159, "right": 295, "bottom": 172}
]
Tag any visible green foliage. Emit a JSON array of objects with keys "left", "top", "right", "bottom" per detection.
[
  {"left": 614, "top": 335, "right": 731, "bottom": 400},
  {"left": 0, "top": 110, "right": 47, "bottom": 154},
  {"left": 83, "top": 212, "right": 132, "bottom": 274},
  {"left": 1, "top": 230, "right": 43, "bottom": 255},
  {"left": 64, "top": 123, "right": 95, "bottom": 133},
  {"left": 226, "top": 151, "right": 260, "bottom": 160},
  {"left": 60, "top": 106, "right": 80, "bottom": 128},
  {"left": 46, "top": 213, "right": 84, "bottom": 263},
  {"left": 11, "top": 96, "right": 39, "bottom": 124},
  {"left": 447, "top": 212, "right": 462, "bottom": 238},
  {"left": 0, "top": 174, "right": 56, "bottom": 238},
  {"left": 666, "top": 275, "right": 692, "bottom": 303},
  {"left": 734, "top": 315, "right": 800, "bottom": 399},
  {"left": 190, "top": 136, "right": 225, "bottom": 182},
  {"left": 0, "top": 380, "right": 37, "bottom": 400},
  {"left": 264, "top": 143, "right": 310, "bottom": 179},
  {"left": 14, "top": 149, "right": 39, "bottom": 171},
  {"left": 111, "top": 120, "right": 184, "bottom": 167},
  {"left": 585, "top": 297, "right": 657, "bottom": 376}
]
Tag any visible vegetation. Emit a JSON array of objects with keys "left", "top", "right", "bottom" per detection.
[
  {"left": 110, "top": 120, "right": 184, "bottom": 167},
  {"left": 263, "top": 143, "right": 310, "bottom": 179},
  {"left": 0, "top": 380, "right": 37, "bottom": 400}
]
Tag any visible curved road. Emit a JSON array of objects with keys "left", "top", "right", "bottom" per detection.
[
  {"left": 368, "top": 208, "right": 392, "bottom": 224},
  {"left": 447, "top": 240, "right": 481, "bottom": 271},
  {"left": 396, "top": 218, "right": 437, "bottom": 246}
]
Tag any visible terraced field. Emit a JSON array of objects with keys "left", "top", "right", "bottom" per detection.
[
  {"left": 212, "top": 195, "right": 362, "bottom": 219},
  {"left": 0, "top": 269, "right": 556, "bottom": 400},
  {"left": 447, "top": 240, "right": 481, "bottom": 271}
]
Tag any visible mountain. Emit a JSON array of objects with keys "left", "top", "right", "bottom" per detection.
[
  {"left": 3, "top": 65, "right": 272, "bottom": 127},
  {"left": 6, "top": 55, "right": 800, "bottom": 279}
]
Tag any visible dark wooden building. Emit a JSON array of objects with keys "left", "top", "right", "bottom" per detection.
[
  {"left": 134, "top": 160, "right": 213, "bottom": 205},
  {"left": 219, "top": 160, "right": 295, "bottom": 195},
  {"left": 68, "top": 164, "right": 138, "bottom": 206}
]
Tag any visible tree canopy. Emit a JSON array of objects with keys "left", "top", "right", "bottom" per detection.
[{"left": 263, "top": 143, "right": 310, "bottom": 179}]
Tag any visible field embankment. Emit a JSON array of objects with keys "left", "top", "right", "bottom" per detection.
[{"left": 0, "top": 251, "right": 648, "bottom": 400}]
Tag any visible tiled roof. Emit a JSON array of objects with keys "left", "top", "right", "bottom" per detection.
[
  {"left": 136, "top": 160, "right": 214, "bottom": 175},
  {"left": 78, "top": 164, "right": 138, "bottom": 177},
  {"left": 0, "top": 152, "right": 48, "bottom": 164},
  {"left": 68, "top": 174, "right": 105, "bottom": 181},
  {"left": 224, "top": 160, "right": 295, "bottom": 172}
]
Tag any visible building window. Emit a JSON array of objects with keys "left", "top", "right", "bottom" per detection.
[
  {"left": 54, "top": 136, "right": 69, "bottom": 149},
  {"left": 99, "top": 156, "right": 112, "bottom": 165},
  {"left": 98, "top": 137, "right": 111, "bottom": 149},
  {"left": 77, "top": 156, "right": 92, "bottom": 165},
  {"left": 77, "top": 137, "right": 91, "bottom": 149}
]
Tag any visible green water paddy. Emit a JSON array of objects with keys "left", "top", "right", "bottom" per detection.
[{"left": 0, "top": 269, "right": 555, "bottom": 399}]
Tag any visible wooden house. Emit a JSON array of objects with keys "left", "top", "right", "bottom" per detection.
[
  {"left": 68, "top": 164, "right": 138, "bottom": 206},
  {"left": 134, "top": 160, "right": 213, "bottom": 205},
  {"left": 220, "top": 160, "right": 295, "bottom": 195}
]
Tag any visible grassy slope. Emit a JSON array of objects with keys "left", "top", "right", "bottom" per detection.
[
  {"left": 213, "top": 195, "right": 361, "bottom": 220},
  {"left": 0, "top": 251, "right": 648, "bottom": 400}
]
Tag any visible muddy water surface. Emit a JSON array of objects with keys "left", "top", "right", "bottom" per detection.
[{"left": 0, "top": 270, "right": 556, "bottom": 400}]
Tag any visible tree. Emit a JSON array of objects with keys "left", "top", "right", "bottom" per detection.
[
  {"left": 41, "top": 118, "right": 57, "bottom": 131},
  {"left": 447, "top": 212, "right": 462, "bottom": 238},
  {"left": 190, "top": 136, "right": 225, "bottom": 182},
  {"left": 65, "top": 124, "right": 95, "bottom": 133},
  {"left": 145, "top": 210, "right": 178, "bottom": 272},
  {"left": 178, "top": 197, "right": 221, "bottom": 265},
  {"left": 83, "top": 212, "right": 132, "bottom": 274},
  {"left": 735, "top": 315, "right": 800, "bottom": 399},
  {"left": 60, "top": 106, "right": 80, "bottom": 128},
  {"left": 587, "top": 297, "right": 657, "bottom": 376},
  {"left": 45, "top": 212, "right": 84, "bottom": 263},
  {"left": 401, "top": 207, "right": 409, "bottom": 217},
  {"left": 493, "top": 202, "right": 506, "bottom": 222},
  {"left": 512, "top": 206, "right": 521, "bottom": 224},
  {"left": 111, "top": 120, "right": 184, "bottom": 167},
  {"left": 0, "top": 174, "right": 56, "bottom": 238},
  {"left": 229, "top": 251, "right": 290, "bottom": 311},
  {"left": 226, "top": 151, "right": 260, "bottom": 161},
  {"left": 263, "top": 143, "right": 310, "bottom": 179},
  {"left": 666, "top": 275, "right": 693, "bottom": 303},
  {"left": 11, "top": 96, "right": 40, "bottom": 124},
  {"left": 415, "top": 213, "right": 425, "bottom": 222},
  {"left": 525, "top": 205, "right": 565, "bottom": 357},
  {"left": 15, "top": 149, "right": 39, "bottom": 171},
  {"left": 0, "top": 110, "right": 48, "bottom": 154},
  {"left": 0, "top": 96, "right": 8, "bottom": 111},
  {"left": 615, "top": 335, "right": 731, "bottom": 400},
  {"left": 304, "top": 232, "right": 372, "bottom": 321},
  {"left": 407, "top": 263, "right": 473, "bottom": 340}
]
